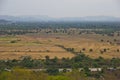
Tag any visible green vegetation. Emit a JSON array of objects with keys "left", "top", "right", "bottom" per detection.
[
  {"left": 0, "top": 54, "right": 120, "bottom": 69},
  {"left": 0, "top": 54, "right": 120, "bottom": 80},
  {"left": 10, "top": 40, "right": 17, "bottom": 43},
  {"left": 0, "top": 66, "right": 120, "bottom": 80},
  {"left": 0, "top": 22, "right": 120, "bottom": 79},
  {"left": 0, "top": 22, "right": 120, "bottom": 36}
]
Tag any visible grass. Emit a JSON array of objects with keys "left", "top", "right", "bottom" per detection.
[{"left": 0, "top": 33, "right": 120, "bottom": 60}]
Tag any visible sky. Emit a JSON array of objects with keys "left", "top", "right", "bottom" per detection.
[{"left": 0, "top": 0, "right": 120, "bottom": 18}]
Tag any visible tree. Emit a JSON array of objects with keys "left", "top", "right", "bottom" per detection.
[
  {"left": 20, "top": 56, "right": 33, "bottom": 68},
  {"left": 114, "top": 39, "right": 117, "bottom": 42},
  {"left": 89, "top": 49, "right": 93, "bottom": 52},
  {"left": 117, "top": 49, "right": 119, "bottom": 52},
  {"left": 82, "top": 48, "right": 86, "bottom": 51},
  {"left": 52, "top": 57, "right": 58, "bottom": 63},
  {"left": 10, "top": 40, "right": 16, "bottom": 43},
  {"left": 101, "top": 39, "right": 104, "bottom": 42},
  {"left": 83, "top": 67, "right": 91, "bottom": 76},
  {"left": 45, "top": 56, "right": 50, "bottom": 60},
  {"left": 46, "top": 68, "right": 59, "bottom": 75}
]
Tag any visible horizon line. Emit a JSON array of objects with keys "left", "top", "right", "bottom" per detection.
[{"left": 0, "top": 15, "right": 120, "bottom": 18}]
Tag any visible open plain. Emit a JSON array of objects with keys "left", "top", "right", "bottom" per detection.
[{"left": 0, "top": 32, "right": 120, "bottom": 60}]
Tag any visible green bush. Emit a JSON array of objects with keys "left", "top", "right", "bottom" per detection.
[{"left": 10, "top": 40, "right": 16, "bottom": 43}]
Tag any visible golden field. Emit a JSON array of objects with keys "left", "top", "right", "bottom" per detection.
[{"left": 0, "top": 33, "right": 120, "bottom": 60}]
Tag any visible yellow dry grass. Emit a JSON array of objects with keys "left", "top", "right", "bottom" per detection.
[{"left": 0, "top": 34, "right": 120, "bottom": 60}]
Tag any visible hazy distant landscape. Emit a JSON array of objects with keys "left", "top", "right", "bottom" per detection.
[
  {"left": 0, "top": 18, "right": 120, "bottom": 80},
  {"left": 0, "top": 0, "right": 120, "bottom": 80},
  {"left": 0, "top": 15, "right": 120, "bottom": 22}
]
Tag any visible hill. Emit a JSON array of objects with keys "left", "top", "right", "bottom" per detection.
[{"left": 0, "top": 15, "right": 120, "bottom": 22}]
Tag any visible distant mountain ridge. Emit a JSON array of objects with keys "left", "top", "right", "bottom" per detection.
[
  {"left": 0, "top": 15, "right": 120, "bottom": 22},
  {"left": 0, "top": 19, "right": 12, "bottom": 24}
]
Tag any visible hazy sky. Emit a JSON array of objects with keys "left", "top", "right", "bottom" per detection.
[{"left": 0, "top": 0, "right": 120, "bottom": 17}]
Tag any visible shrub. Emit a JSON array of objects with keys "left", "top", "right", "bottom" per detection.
[{"left": 10, "top": 40, "right": 16, "bottom": 43}]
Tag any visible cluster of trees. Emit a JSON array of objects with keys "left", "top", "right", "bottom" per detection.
[
  {"left": 0, "top": 64, "right": 120, "bottom": 80},
  {"left": 0, "top": 54, "right": 120, "bottom": 79},
  {"left": 0, "top": 22, "right": 120, "bottom": 35},
  {"left": 56, "top": 45, "right": 120, "bottom": 55},
  {"left": 0, "top": 54, "right": 120, "bottom": 71}
]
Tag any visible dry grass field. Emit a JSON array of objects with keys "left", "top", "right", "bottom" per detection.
[{"left": 0, "top": 33, "right": 120, "bottom": 60}]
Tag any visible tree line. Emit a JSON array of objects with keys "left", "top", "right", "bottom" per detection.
[
  {"left": 0, "top": 22, "right": 120, "bottom": 36},
  {"left": 0, "top": 54, "right": 120, "bottom": 80}
]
